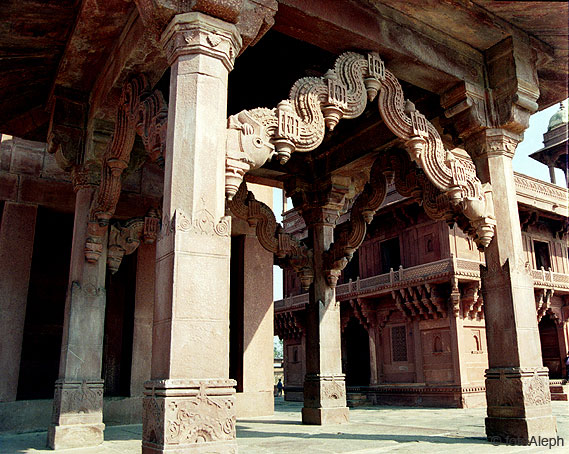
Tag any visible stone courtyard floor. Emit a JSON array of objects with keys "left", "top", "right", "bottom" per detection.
[{"left": 1, "top": 399, "right": 567, "bottom": 454}]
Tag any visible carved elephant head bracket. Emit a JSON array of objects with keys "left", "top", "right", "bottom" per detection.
[
  {"left": 85, "top": 75, "right": 168, "bottom": 264},
  {"left": 107, "top": 209, "right": 160, "bottom": 273},
  {"left": 228, "top": 182, "right": 314, "bottom": 290},
  {"left": 224, "top": 51, "right": 496, "bottom": 248}
]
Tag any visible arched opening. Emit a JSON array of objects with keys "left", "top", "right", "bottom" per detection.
[
  {"left": 539, "top": 314, "right": 561, "bottom": 378},
  {"left": 343, "top": 318, "right": 370, "bottom": 386}
]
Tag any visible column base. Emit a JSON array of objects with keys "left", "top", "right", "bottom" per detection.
[
  {"left": 143, "top": 439, "right": 237, "bottom": 454},
  {"left": 302, "top": 406, "right": 349, "bottom": 425},
  {"left": 48, "top": 379, "right": 105, "bottom": 449},
  {"left": 485, "top": 367, "right": 557, "bottom": 443},
  {"left": 48, "top": 422, "right": 105, "bottom": 449},
  {"left": 486, "top": 415, "right": 557, "bottom": 444},
  {"left": 302, "top": 374, "right": 349, "bottom": 425},
  {"left": 143, "top": 379, "right": 237, "bottom": 454}
]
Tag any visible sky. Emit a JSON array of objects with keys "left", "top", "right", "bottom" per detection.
[{"left": 272, "top": 99, "right": 568, "bottom": 302}]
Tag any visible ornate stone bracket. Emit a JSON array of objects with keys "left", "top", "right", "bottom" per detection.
[
  {"left": 107, "top": 209, "right": 160, "bottom": 273},
  {"left": 228, "top": 182, "right": 314, "bottom": 289},
  {"left": 224, "top": 51, "right": 496, "bottom": 248},
  {"left": 462, "top": 282, "right": 484, "bottom": 320},
  {"left": 85, "top": 76, "right": 168, "bottom": 263},
  {"left": 274, "top": 310, "right": 305, "bottom": 340},
  {"left": 324, "top": 159, "right": 387, "bottom": 287},
  {"left": 392, "top": 284, "right": 447, "bottom": 321},
  {"left": 536, "top": 288, "right": 556, "bottom": 323}
]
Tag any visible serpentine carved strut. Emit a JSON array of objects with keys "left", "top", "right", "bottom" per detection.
[
  {"left": 85, "top": 75, "right": 168, "bottom": 263},
  {"left": 228, "top": 183, "right": 314, "bottom": 290},
  {"left": 225, "top": 51, "right": 496, "bottom": 249}
]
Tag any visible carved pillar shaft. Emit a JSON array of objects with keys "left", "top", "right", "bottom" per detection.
[
  {"left": 465, "top": 128, "right": 556, "bottom": 442},
  {"left": 367, "top": 326, "right": 379, "bottom": 386},
  {"left": 142, "top": 13, "right": 241, "bottom": 454},
  {"left": 0, "top": 202, "right": 37, "bottom": 402},
  {"left": 302, "top": 207, "right": 349, "bottom": 425},
  {"left": 130, "top": 242, "right": 156, "bottom": 397},
  {"left": 49, "top": 178, "right": 108, "bottom": 449}
]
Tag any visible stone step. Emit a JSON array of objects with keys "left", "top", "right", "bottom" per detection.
[
  {"left": 550, "top": 385, "right": 567, "bottom": 393},
  {"left": 551, "top": 393, "right": 568, "bottom": 401}
]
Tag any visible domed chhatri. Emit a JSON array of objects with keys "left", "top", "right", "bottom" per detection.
[{"left": 548, "top": 102, "right": 568, "bottom": 131}]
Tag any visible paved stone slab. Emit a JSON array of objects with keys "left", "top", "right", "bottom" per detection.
[{"left": 1, "top": 400, "right": 566, "bottom": 453}]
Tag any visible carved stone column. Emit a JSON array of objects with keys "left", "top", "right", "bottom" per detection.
[
  {"left": 130, "top": 242, "right": 156, "bottom": 397},
  {"left": 298, "top": 179, "right": 350, "bottom": 425},
  {"left": 48, "top": 166, "right": 107, "bottom": 449},
  {"left": 465, "top": 128, "right": 557, "bottom": 442},
  {"left": 0, "top": 202, "right": 37, "bottom": 402},
  {"left": 142, "top": 13, "right": 241, "bottom": 454},
  {"left": 234, "top": 231, "right": 275, "bottom": 417}
]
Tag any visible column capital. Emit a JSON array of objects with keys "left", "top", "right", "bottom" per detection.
[
  {"left": 287, "top": 176, "right": 351, "bottom": 228},
  {"left": 160, "top": 12, "right": 242, "bottom": 70},
  {"left": 464, "top": 128, "right": 523, "bottom": 161},
  {"left": 71, "top": 163, "right": 100, "bottom": 193},
  {"left": 441, "top": 37, "right": 540, "bottom": 145}
]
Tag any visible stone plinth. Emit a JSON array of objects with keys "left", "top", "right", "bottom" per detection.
[
  {"left": 486, "top": 368, "right": 556, "bottom": 442},
  {"left": 48, "top": 380, "right": 105, "bottom": 449},
  {"left": 302, "top": 374, "right": 349, "bottom": 424},
  {"left": 143, "top": 380, "right": 237, "bottom": 454},
  {"left": 0, "top": 202, "right": 37, "bottom": 402}
]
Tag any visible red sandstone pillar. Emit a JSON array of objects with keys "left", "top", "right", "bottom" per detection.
[
  {"left": 142, "top": 12, "right": 241, "bottom": 454},
  {"left": 236, "top": 233, "right": 274, "bottom": 417},
  {"left": 301, "top": 188, "right": 350, "bottom": 425},
  {"left": 48, "top": 169, "right": 108, "bottom": 449},
  {"left": 0, "top": 202, "right": 37, "bottom": 402},
  {"left": 130, "top": 242, "right": 156, "bottom": 396},
  {"left": 465, "top": 128, "right": 557, "bottom": 442}
]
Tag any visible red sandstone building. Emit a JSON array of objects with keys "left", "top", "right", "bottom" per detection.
[
  {"left": 0, "top": 1, "right": 568, "bottom": 453},
  {"left": 276, "top": 106, "right": 569, "bottom": 407}
]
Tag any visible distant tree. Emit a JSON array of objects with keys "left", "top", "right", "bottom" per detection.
[{"left": 273, "top": 336, "right": 283, "bottom": 359}]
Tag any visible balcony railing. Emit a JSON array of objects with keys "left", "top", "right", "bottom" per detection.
[{"left": 275, "top": 256, "right": 569, "bottom": 310}]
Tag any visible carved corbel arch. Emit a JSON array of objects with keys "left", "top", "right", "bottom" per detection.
[
  {"left": 225, "top": 51, "right": 496, "bottom": 249},
  {"left": 85, "top": 76, "right": 168, "bottom": 263},
  {"left": 228, "top": 182, "right": 314, "bottom": 290}
]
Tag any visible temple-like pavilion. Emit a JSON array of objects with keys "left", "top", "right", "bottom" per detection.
[{"left": 0, "top": 1, "right": 568, "bottom": 453}]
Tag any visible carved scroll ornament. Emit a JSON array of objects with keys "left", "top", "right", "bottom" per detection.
[
  {"left": 225, "top": 51, "right": 496, "bottom": 248},
  {"left": 228, "top": 183, "right": 314, "bottom": 290},
  {"left": 85, "top": 76, "right": 168, "bottom": 263}
]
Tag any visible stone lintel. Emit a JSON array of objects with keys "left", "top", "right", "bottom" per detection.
[
  {"left": 485, "top": 367, "right": 556, "bottom": 443},
  {"left": 160, "top": 12, "right": 242, "bottom": 70},
  {"left": 143, "top": 379, "right": 237, "bottom": 454}
]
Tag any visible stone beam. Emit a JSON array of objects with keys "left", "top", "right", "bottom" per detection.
[{"left": 274, "top": 0, "right": 484, "bottom": 94}]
